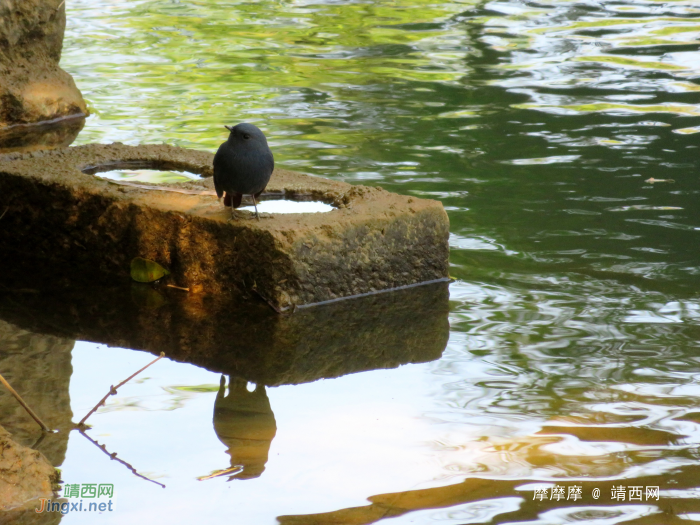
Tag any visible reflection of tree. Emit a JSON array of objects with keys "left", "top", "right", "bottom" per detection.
[
  {"left": 63, "top": 0, "right": 477, "bottom": 158},
  {"left": 436, "top": 291, "right": 700, "bottom": 420},
  {"left": 212, "top": 376, "right": 277, "bottom": 481}
]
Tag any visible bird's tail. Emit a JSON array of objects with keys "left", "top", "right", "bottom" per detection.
[{"left": 224, "top": 192, "right": 243, "bottom": 209}]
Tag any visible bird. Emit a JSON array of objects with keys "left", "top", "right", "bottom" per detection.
[{"left": 213, "top": 123, "right": 274, "bottom": 220}]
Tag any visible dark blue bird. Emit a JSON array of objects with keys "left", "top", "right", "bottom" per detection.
[{"left": 214, "top": 123, "right": 274, "bottom": 220}]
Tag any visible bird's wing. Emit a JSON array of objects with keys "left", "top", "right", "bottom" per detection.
[{"left": 213, "top": 147, "right": 227, "bottom": 198}]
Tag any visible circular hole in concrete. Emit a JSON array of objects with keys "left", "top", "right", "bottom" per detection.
[
  {"left": 90, "top": 168, "right": 202, "bottom": 184},
  {"left": 240, "top": 199, "right": 334, "bottom": 214},
  {"left": 83, "top": 161, "right": 335, "bottom": 214},
  {"left": 82, "top": 161, "right": 202, "bottom": 182}
]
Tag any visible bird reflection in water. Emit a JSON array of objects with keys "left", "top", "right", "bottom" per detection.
[{"left": 211, "top": 375, "right": 277, "bottom": 481}]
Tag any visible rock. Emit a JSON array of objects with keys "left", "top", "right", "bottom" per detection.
[
  {"left": 0, "top": 143, "right": 450, "bottom": 311},
  {"left": 0, "top": 0, "right": 88, "bottom": 128},
  {"left": 0, "top": 424, "right": 58, "bottom": 512}
]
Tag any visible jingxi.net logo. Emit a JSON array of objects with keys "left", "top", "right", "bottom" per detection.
[{"left": 36, "top": 483, "right": 115, "bottom": 515}]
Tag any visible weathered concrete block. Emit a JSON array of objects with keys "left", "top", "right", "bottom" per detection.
[
  {"left": 0, "top": 143, "right": 449, "bottom": 310},
  {"left": 0, "top": 256, "right": 450, "bottom": 385}
]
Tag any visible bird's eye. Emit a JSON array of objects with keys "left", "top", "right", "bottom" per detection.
[{"left": 243, "top": 133, "right": 251, "bottom": 140}]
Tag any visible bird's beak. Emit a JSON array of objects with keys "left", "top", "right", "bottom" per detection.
[{"left": 224, "top": 125, "right": 233, "bottom": 132}]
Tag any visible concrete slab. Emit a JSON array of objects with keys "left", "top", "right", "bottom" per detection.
[
  {"left": 0, "top": 257, "right": 450, "bottom": 386},
  {"left": 0, "top": 143, "right": 449, "bottom": 310}
]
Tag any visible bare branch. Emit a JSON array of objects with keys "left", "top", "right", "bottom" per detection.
[
  {"left": 0, "top": 372, "right": 52, "bottom": 432},
  {"left": 78, "top": 430, "right": 165, "bottom": 488},
  {"left": 78, "top": 352, "right": 165, "bottom": 426}
]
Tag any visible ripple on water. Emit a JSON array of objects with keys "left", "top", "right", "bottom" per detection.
[{"left": 44, "top": 0, "right": 700, "bottom": 522}]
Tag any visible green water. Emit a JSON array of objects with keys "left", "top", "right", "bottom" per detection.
[{"left": 4, "top": 0, "right": 700, "bottom": 523}]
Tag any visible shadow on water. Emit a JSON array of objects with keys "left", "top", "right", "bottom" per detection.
[{"left": 0, "top": 258, "right": 449, "bottom": 386}]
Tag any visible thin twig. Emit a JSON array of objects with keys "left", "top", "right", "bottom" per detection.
[
  {"left": 78, "top": 430, "right": 165, "bottom": 488},
  {"left": 78, "top": 352, "right": 165, "bottom": 426},
  {"left": 0, "top": 207, "right": 8, "bottom": 221},
  {"left": 0, "top": 372, "right": 52, "bottom": 432},
  {"left": 31, "top": 432, "right": 47, "bottom": 450},
  {"left": 56, "top": 0, "right": 65, "bottom": 10},
  {"left": 166, "top": 284, "right": 190, "bottom": 291}
]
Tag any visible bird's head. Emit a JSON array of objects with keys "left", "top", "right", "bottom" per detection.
[{"left": 224, "top": 123, "right": 269, "bottom": 147}]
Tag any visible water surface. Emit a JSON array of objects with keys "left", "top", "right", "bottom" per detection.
[{"left": 5, "top": 0, "right": 700, "bottom": 522}]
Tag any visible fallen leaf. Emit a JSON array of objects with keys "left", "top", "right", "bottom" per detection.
[{"left": 130, "top": 257, "right": 170, "bottom": 283}]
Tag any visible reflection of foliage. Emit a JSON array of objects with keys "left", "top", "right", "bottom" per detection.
[
  {"left": 169, "top": 384, "right": 221, "bottom": 393},
  {"left": 101, "top": 169, "right": 201, "bottom": 184},
  {"left": 63, "top": 0, "right": 477, "bottom": 163},
  {"left": 95, "top": 384, "right": 220, "bottom": 413}
]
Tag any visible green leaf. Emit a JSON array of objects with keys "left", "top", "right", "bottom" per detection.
[
  {"left": 130, "top": 257, "right": 170, "bottom": 283},
  {"left": 130, "top": 283, "right": 169, "bottom": 309}
]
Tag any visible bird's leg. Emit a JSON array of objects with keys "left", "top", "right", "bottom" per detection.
[
  {"left": 224, "top": 192, "right": 236, "bottom": 221},
  {"left": 251, "top": 194, "right": 260, "bottom": 220}
]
